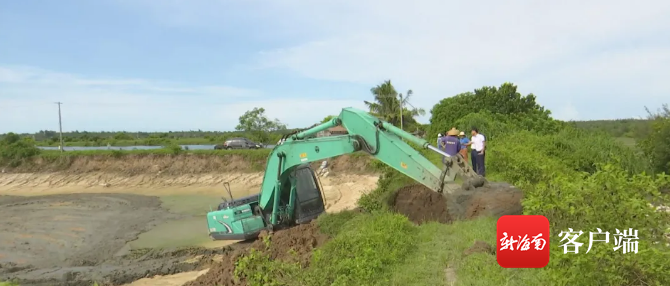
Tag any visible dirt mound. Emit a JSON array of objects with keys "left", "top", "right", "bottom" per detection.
[
  {"left": 445, "top": 182, "right": 524, "bottom": 220},
  {"left": 253, "top": 223, "right": 329, "bottom": 267},
  {"left": 391, "top": 182, "right": 523, "bottom": 224},
  {"left": 391, "top": 184, "right": 452, "bottom": 224},
  {"left": 186, "top": 222, "right": 329, "bottom": 286}
]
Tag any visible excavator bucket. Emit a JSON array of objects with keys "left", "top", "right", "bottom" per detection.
[{"left": 437, "top": 154, "right": 486, "bottom": 193}]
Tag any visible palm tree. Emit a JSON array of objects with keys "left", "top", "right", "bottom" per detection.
[{"left": 364, "top": 80, "right": 425, "bottom": 129}]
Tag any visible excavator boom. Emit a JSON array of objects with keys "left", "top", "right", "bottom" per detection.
[{"left": 206, "top": 107, "right": 477, "bottom": 241}]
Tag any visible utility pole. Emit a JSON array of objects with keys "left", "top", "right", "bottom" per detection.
[
  {"left": 55, "top": 102, "right": 64, "bottom": 152},
  {"left": 399, "top": 93, "right": 403, "bottom": 131}
]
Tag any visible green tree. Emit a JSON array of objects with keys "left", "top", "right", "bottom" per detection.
[
  {"left": 429, "top": 82, "right": 551, "bottom": 138},
  {"left": 364, "top": 79, "right": 425, "bottom": 129},
  {"left": 321, "top": 115, "right": 337, "bottom": 124},
  {"left": 235, "top": 107, "right": 287, "bottom": 143}
]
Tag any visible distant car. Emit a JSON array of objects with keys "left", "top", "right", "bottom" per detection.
[{"left": 214, "top": 137, "right": 262, "bottom": 150}]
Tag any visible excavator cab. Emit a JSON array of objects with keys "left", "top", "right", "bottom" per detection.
[{"left": 292, "top": 163, "right": 327, "bottom": 224}]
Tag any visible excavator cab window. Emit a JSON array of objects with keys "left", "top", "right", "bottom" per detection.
[{"left": 293, "top": 165, "right": 326, "bottom": 224}]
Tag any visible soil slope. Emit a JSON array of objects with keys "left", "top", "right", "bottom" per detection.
[{"left": 2, "top": 153, "right": 372, "bottom": 175}]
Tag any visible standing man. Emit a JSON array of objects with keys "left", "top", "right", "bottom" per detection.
[
  {"left": 469, "top": 127, "right": 486, "bottom": 176},
  {"left": 437, "top": 133, "right": 442, "bottom": 147},
  {"left": 440, "top": 128, "right": 461, "bottom": 165},
  {"left": 458, "top": 131, "right": 469, "bottom": 162}
]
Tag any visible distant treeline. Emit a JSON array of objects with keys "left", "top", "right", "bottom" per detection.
[
  {"left": 0, "top": 119, "right": 652, "bottom": 147},
  {"left": 0, "top": 129, "right": 301, "bottom": 146},
  {"left": 570, "top": 119, "right": 652, "bottom": 139}
]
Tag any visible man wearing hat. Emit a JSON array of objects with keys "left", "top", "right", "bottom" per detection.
[
  {"left": 437, "top": 133, "right": 442, "bottom": 147},
  {"left": 440, "top": 128, "right": 461, "bottom": 164},
  {"left": 458, "top": 131, "right": 470, "bottom": 162}
]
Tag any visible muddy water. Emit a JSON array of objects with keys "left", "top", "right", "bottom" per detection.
[{"left": 0, "top": 193, "right": 223, "bottom": 286}]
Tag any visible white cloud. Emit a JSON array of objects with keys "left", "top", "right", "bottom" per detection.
[
  {"left": 0, "top": 65, "right": 367, "bottom": 133},
  {"left": 110, "top": 0, "right": 670, "bottom": 120},
  {"left": 252, "top": 1, "right": 669, "bottom": 120}
]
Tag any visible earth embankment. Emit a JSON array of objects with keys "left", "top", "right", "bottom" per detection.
[
  {"left": 2, "top": 151, "right": 373, "bottom": 175},
  {"left": 0, "top": 152, "right": 377, "bottom": 196},
  {"left": 0, "top": 152, "right": 380, "bottom": 286}
]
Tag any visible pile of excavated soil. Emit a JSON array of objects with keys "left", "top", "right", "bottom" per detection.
[
  {"left": 391, "top": 184, "right": 452, "bottom": 224},
  {"left": 458, "top": 182, "right": 524, "bottom": 219},
  {"left": 185, "top": 222, "right": 328, "bottom": 286},
  {"left": 391, "top": 182, "right": 523, "bottom": 224}
]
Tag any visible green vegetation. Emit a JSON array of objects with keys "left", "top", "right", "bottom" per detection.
[
  {"left": 2, "top": 106, "right": 292, "bottom": 147},
  {"left": 1, "top": 129, "right": 295, "bottom": 147},
  {"left": 2, "top": 80, "right": 669, "bottom": 285},
  {"left": 572, "top": 118, "right": 652, "bottom": 139},
  {"left": 0, "top": 133, "right": 41, "bottom": 167},
  {"left": 640, "top": 104, "right": 670, "bottom": 174},
  {"left": 235, "top": 107, "right": 288, "bottom": 144},
  {"left": 231, "top": 82, "right": 670, "bottom": 286},
  {"left": 364, "top": 80, "right": 425, "bottom": 132}
]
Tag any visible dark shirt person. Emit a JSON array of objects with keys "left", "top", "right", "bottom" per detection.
[{"left": 440, "top": 128, "right": 461, "bottom": 164}]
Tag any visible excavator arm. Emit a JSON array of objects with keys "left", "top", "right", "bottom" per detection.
[{"left": 206, "top": 107, "right": 480, "bottom": 240}]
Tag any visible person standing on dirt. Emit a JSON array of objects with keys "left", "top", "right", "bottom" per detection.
[
  {"left": 469, "top": 127, "right": 486, "bottom": 176},
  {"left": 458, "top": 131, "right": 469, "bottom": 162},
  {"left": 440, "top": 128, "right": 461, "bottom": 165}
]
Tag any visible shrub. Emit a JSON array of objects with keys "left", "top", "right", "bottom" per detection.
[
  {"left": 488, "top": 127, "right": 650, "bottom": 186},
  {"left": 639, "top": 104, "right": 670, "bottom": 174},
  {"left": 163, "top": 143, "right": 183, "bottom": 155},
  {"left": 234, "top": 236, "right": 301, "bottom": 286},
  {"left": 0, "top": 133, "right": 41, "bottom": 167},
  {"left": 523, "top": 164, "right": 670, "bottom": 285},
  {"left": 299, "top": 212, "right": 417, "bottom": 286},
  {"left": 316, "top": 210, "right": 362, "bottom": 237}
]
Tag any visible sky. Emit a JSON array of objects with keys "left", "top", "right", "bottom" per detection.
[{"left": 1, "top": 0, "right": 669, "bottom": 133}]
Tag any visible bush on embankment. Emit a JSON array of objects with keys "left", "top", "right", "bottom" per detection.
[
  {"left": 0, "top": 147, "right": 379, "bottom": 174},
  {"left": 0, "top": 133, "right": 41, "bottom": 168},
  {"left": 487, "top": 125, "right": 670, "bottom": 285},
  {"left": 353, "top": 99, "right": 670, "bottom": 284}
]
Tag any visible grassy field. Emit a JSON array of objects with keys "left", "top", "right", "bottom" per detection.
[{"left": 382, "top": 217, "right": 547, "bottom": 285}]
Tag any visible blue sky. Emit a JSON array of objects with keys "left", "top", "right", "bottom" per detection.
[{"left": 1, "top": 0, "right": 669, "bottom": 133}]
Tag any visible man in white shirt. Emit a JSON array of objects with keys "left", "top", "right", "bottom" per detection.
[{"left": 468, "top": 127, "right": 486, "bottom": 176}]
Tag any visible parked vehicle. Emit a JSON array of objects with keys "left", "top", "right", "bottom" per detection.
[{"left": 214, "top": 137, "right": 262, "bottom": 150}]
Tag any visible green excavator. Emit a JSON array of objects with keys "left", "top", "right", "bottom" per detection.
[{"left": 206, "top": 107, "right": 484, "bottom": 240}]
